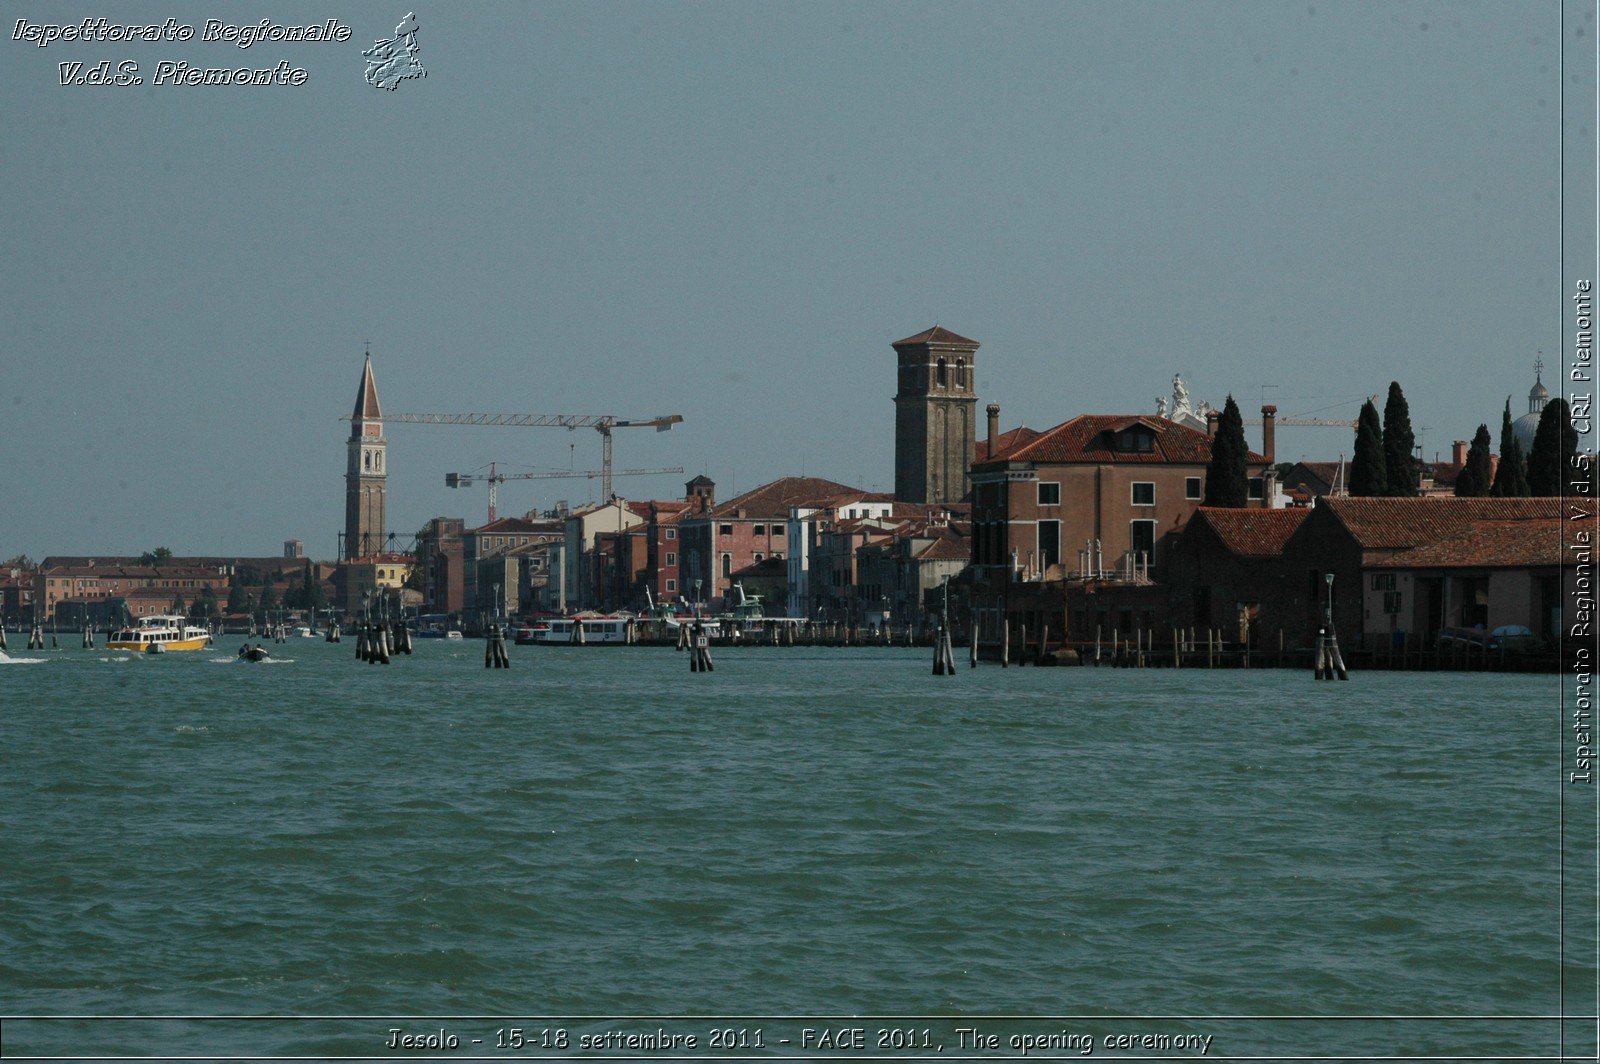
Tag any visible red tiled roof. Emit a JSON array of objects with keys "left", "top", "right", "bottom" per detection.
[
  {"left": 1370, "top": 518, "right": 1565, "bottom": 569},
  {"left": 1319, "top": 496, "right": 1562, "bottom": 551},
  {"left": 984, "top": 414, "right": 1267, "bottom": 466},
  {"left": 913, "top": 526, "right": 972, "bottom": 562},
  {"left": 468, "top": 517, "right": 551, "bottom": 535},
  {"left": 892, "top": 325, "right": 979, "bottom": 348},
  {"left": 706, "top": 476, "right": 861, "bottom": 519},
  {"left": 1189, "top": 508, "right": 1309, "bottom": 557},
  {"left": 974, "top": 426, "right": 1042, "bottom": 463},
  {"left": 352, "top": 354, "right": 382, "bottom": 420}
]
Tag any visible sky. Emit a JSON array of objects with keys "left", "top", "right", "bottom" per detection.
[{"left": 3, "top": 0, "right": 1592, "bottom": 558}]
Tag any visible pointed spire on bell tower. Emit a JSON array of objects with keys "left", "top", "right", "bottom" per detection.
[{"left": 352, "top": 351, "right": 383, "bottom": 422}]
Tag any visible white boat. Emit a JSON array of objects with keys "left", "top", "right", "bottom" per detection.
[
  {"left": 293, "top": 626, "right": 314, "bottom": 638},
  {"left": 108, "top": 615, "right": 213, "bottom": 653},
  {"left": 521, "top": 616, "right": 633, "bottom": 645}
]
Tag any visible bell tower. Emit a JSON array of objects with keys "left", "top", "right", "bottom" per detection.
[
  {"left": 892, "top": 325, "right": 979, "bottom": 504},
  {"left": 344, "top": 353, "right": 387, "bottom": 559}
]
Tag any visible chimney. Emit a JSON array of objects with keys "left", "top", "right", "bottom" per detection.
[
  {"left": 1206, "top": 410, "right": 1220, "bottom": 438},
  {"left": 1451, "top": 440, "right": 1468, "bottom": 467},
  {"left": 1261, "top": 405, "right": 1277, "bottom": 464},
  {"left": 986, "top": 403, "right": 1000, "bottom": 458}
]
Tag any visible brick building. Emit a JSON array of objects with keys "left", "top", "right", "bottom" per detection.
[
  {"left": 970, "top": 408, "right": 1273, "bottom": 583},
  {"left": 679, "top": 476, "right": 854, "bottom": 610}
]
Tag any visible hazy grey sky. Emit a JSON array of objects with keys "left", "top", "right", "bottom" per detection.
[{"left": 3, "top": 1, "right": 1589, "bottom": 557}]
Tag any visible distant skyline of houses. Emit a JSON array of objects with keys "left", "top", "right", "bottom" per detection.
[{"left": 4, "top": 333, "right": 1584, "bottom": 657}]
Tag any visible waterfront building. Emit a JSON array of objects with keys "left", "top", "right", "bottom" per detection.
[
  {"left": 893, "top": 326, "right": 980, "bottom": 505},
  {"left": 34, "top": 564, "right": 230, "bottom": 622},
  {"left": 561, "top": 500, "right": 646, "bottom": 611},
  {"left": 335, "top": 552, "right": 413, "bottom": 615},
  {"left": 969, "top": 407, "right": 1273, "bottom": 584},
  {"left": 462, "top": 515, "right": 562, "bottom": 623},
  {"left": 1275, "top": 496, "right": 1567, "bottom": 649},
  {"left": 679, "top": 476, "right": 854, "bottom": 611},
  {"left": 415, "top": 516, "right": 465, "bottom": 616},
  {"left": 344, "top": 354, "right": 387, "bottom": 560},
  {"left": 784, "top": 489, "right": 893, "bottom": 618}
]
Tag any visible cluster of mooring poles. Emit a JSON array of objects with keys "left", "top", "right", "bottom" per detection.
[
  {"left": 324, "top": 622, "right": 341, "bottom": 643},
  {"left": 356, "top": 621, "right": 413, "bottom": 665},
  {"left": 484, "top": 622, "right": 510, "bottom": 668}
]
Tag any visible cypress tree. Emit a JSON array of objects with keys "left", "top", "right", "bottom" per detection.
[
  {"left": 1349, "top": 399, "right": 1388, "bottom": 496},
  {"left": 1454, "top": 424, "right": 1493, "bottom": 497},
  {"left": 1491, "top": 397, "right": 1530, "bottom": 497},
  {"left": 1527, "top": 397, "right": 1577, "bottom": 495},
  {"left": 1381, "top": 381, "right": 1419, "bottom": 496},
  {"left": 1202, "top": 395, "right": 1250, "bottom": 507}
]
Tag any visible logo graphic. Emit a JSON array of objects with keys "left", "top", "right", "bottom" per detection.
[{"left": 363, "top": 12, "right": 425, "bottom": 90}]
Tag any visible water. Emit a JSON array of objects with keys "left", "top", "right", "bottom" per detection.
[{"left": 0, "top": 642, "right": 1588, "bottom": 1059}]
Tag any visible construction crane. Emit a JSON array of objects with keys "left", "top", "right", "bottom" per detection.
[
  {"left": 381, "top": 412, "right": 684, "bottom": 499},
  {"left": 445, "top": 462, "right": 685, "bottom": 523}
]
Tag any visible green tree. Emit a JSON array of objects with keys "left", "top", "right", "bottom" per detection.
[
  {"left": 1527, "top": 398, "right": 1578, "bottom": 495},
  {"left": 141, "top": 546, "right": 173, "bottom": 566},
  {"left": 303, "top": 563, "right": 328, "bottom": 611},
  {"left": 258, "top": 584, "right": 280, "bottom": 619},
  {"left": 226, "top": 581, "right": 251, "bottom": 612},
  {"left": 170, "top": 594, "right": 186, "bottom": 614},
  {"left": 1202, "top": 395, "right": 1250, "bottom": 507},
  {"left": 1454, "top": 424, "right": 1493, "bottom": 497},
  {"left": 189, "top": 586, "right": 218, "bottom": 619},
  {"left": 1349, "top": 399, "right": 1388, "bottom": 497},
  {"left": 1491, "top": 397, "right": 1530, "bottom": 497},
  {"left": 1381, "top": 382, "right": 1419, "bottom": 496}
]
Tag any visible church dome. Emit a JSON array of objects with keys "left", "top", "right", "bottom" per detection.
[
  {"left": 1513, "top": 409, "right": 1543, "bottom": 452},
  {"left": 1530, "top": 377, "right": 1550, "bottom": 403}
]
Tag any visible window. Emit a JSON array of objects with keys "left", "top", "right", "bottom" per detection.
[
  {"left": 1130, "top": 520, "right": 1156, "bottom": 563},
  {"left": 956, "top": 359, "right": 967, "bottom": 388},
  {"left": 665, "top": 579, "right": 676, "bottom": 592},
  {"left": 665, "top": 552, "right": 676, "bottom": 567},
  {"left": 721, "top": 553, "right": 732, "bottom": 578},
  {"left": 665, "top": 528, "right": 676, "bottom": 540},
  {"left": 937, "top": 358, "right": 948, "bottom": 388},
  {"left": 1371, "top": 574, "right": 1397, "bottom": 591},
  {"left": 1037, "top": 482, "right": 1061, "bottom": 506},
  {"left": 753, "top": 524, "right": 766, "bottom": 536},
  {"left": 1186, "top": 477, "right": 1202, "bottom": 500},
  {"left": 1248, "top": 477, "right": 1265, "bottom": 500},
  {"left": 719, "top": 524, "right": 733, "bottom": 536},
  {"left": 1115, "top": 429, "right": 1155, "bottom": 453},
  {"left": 1038, "top": 520, "right": 1061, "bottom": 568},
  {"left": 1131, "top": 482, "right": 1155, "bottom": 506},
  {"left": 771, "top": 526, "right": 784, "bottom": 538},
  {"left": 1382, "top": 591, "right": 1402, "bottom": 614}
]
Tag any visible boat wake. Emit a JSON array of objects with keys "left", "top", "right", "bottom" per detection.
[{"left": 0, "top": 651, "right": 47, "bottom": 665}]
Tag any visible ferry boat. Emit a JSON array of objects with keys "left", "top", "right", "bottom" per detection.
[
  {"left": 520, "top": 616, "right": 634, "bottom": 645},
  {"left": 107, "top": 615, "right": 213, "bottom": 653}
]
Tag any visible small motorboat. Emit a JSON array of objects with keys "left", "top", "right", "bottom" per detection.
[{"left": 237, "top": 644, "right": 271, "bottom": 662}]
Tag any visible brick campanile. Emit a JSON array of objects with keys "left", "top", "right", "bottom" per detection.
[
  {"left": 344, "top": 354, "right": 387, "bottom": 559},
  {"left": 892, "top": 326, "right": 979, "bottom": 504}
]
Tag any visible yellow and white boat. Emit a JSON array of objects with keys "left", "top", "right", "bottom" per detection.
[{"left": 107, "top": 614, "right": 213, "bottom": 653}]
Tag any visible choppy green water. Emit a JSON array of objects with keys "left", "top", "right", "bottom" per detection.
[{"left": 0, "top": 641, "right": 1590, "bottom": 1060}]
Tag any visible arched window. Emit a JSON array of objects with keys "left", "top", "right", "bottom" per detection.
[
  {"left": 374, "top": 452, "right": 382, "bottom": 472},
  {"left": 363, "top": 451, "right": 371, "bottom": 471},
  {"left": 936, "top": 358, "right": 948, "bottom": 388},
  {"left": 956, "top": 359, "right": 967, "bottom": 388}
]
